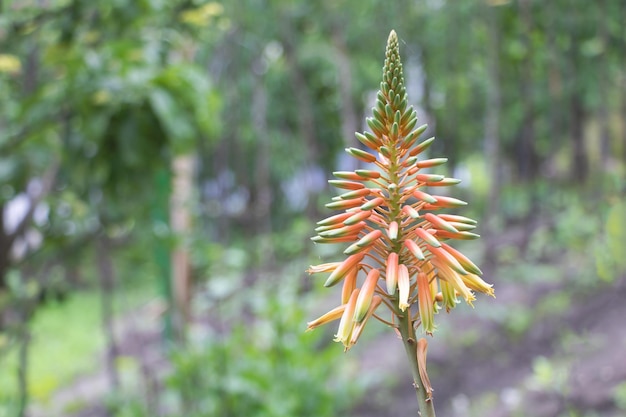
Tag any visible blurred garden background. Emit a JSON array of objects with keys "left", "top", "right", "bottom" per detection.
[{"left": 1, "top": 0, "right": 626, "bottom": 416}]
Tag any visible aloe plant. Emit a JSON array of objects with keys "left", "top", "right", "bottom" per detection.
[{"left": 306, "top": 30, "right": 495, "bottom": 417}]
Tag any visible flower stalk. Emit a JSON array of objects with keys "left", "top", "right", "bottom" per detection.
[{"left": 306, "top": 30, "right": 494, "bottom": 417}]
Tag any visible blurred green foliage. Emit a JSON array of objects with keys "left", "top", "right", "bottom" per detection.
[
  {"left": 106, "top": 287, "right": 363, "bottom": 417},
  {"left": 1, "top": 0, "right": 626, "bottom": 415}
]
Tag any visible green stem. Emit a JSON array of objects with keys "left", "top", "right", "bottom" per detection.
[{"left": 397, "top": 311, "right": 436, "bottom": 417}]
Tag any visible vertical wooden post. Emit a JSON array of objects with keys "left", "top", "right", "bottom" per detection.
[
  {"left": 170, "top": 155, "right": 194, "bottom": 341},
  {"left": 152, "top": 169, "right": 173, "bottom": 344}
]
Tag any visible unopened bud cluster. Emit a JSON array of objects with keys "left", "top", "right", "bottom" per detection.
[{"left": 307, "top": 31, "right": 494, "bottom": 350}]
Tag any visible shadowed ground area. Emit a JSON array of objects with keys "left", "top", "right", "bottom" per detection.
[{"left": 353, "top": 275, "right": 626, "bottom": 417}]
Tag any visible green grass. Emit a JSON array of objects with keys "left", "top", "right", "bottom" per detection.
[{"left": 0, "top": 285, "right": 156, "bottom": 405}]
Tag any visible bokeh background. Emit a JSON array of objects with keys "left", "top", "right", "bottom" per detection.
[{"left": 1, "top": 1, "right": 626, "bottom": 416}]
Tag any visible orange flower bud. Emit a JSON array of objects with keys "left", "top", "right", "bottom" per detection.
[
  {"left": 307, "top": 304, "right": 346, "bottom": 331},
  {"left": 324, "top": 253, "right": 365, "bottom": 287},
  {"left": 416, "top": 228, "right": 441, "bottom": 248},
  {"left": 355, "top": 169, "right": 381, "bottom": 179},
  {"left": 434, "top": 230, "right": 480, "bottom": 240},
  {"left": 346, "top": 147, "right": 377, "bottom": 163},
  {"left": 344, "top": 210, "right": 373, "bottom": 225},
  {"left": 404, "top": 239, "right": 425, "bottom": 261},
  {"left": 341, "top": 268, "right": 358, "bottom": 304},
  {"left": 398, "top": 264, "right": 411, "bottom": 312},
  {"left": 344, "top": 229, "right": 383, "bottom": 255},
  {"left": 361, "top": 197, "right": 385, "bottom": 211},
  {"left": 354, "top": 268, "right": 381, "bottom": 323},
  {"left": 447, "top": 221, "right": 476, "bottom": 231},
  {"left": 417, "top": 271, "right": 435, "bottom": 335},
  {"left": 355, "top": 132, "right": 380, "bottom": 150},
  {"left": 311, "top": 235, "right": 361, "bottom": 244},
  {"left": 440, "top": 243, "right": 482, "bottom": 275},
  {"left": 318, "top": 222, "right": 367, "bottom": 238},
  {"left": 401, "top": 124, "right": 427, "bottom": 149},
  {"left": 387, "top": 221, "right": 399, "bottom": 240},
  {"left": 413, "top": 189, "right": 438, "bottom": 204},
  {"left": 325, "top": 198, "right": 365, "bottom": 210},
  {"left": 424, "top": 213, "right": 459, "bottom": 233},
  {"left": 316, "top": 212, "right": 353, "bottom": 226},
  {"left": 333, "top": 171, "right": 366, "bottom": 181},
  {"left": 307, "top": 262, "right": 341, "bottom": 275},
  {"left": 328, "top": 180, "right": 365, "bottom": 190},
  {"left": 415, "top": 173, "right": 444, "bottom": 183},
  {"left": 424, "top": 196, "right": 468, "bottom": 209},
  {"left": 429, "top": 245, "right": 468, "bottom": 275},
  {"left": 437, "top": 214, "right": 477, "bottom": 225},
  {"left": 402, "top": 205, "right": 420, "bottom": 219},
  {"left": 386, "top": 252, "right": 399, "bottom": 295},
  {"left": 425, "top": 177, "right": 462, "bottom": 187},
  {"left": 338, "top": 188, "right": 372, "bottom": 200},
  {"left": 356, "top": 229, "right": 383, "bottom": 247},
  {"left": 416, "top": 158, "right": 448, "bottom": 169},
  {"left": 409, "top": 136, "right": 435, "bottom": 156}
]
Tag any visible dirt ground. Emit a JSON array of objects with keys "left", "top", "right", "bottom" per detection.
[
  {"left": 27, "top": 269, "right": 626, "bottom": 417},
  {"left": 352, "top": 275, "right": 626, "bottom": 417}
]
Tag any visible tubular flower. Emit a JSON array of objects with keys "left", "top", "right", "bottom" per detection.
[{"left": 306, "top": 30, "right": 494, "bottom": 355}]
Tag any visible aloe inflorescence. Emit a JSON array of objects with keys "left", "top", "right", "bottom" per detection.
[{"left": 307, "top": 30, "right": 494, "bottom": 363}]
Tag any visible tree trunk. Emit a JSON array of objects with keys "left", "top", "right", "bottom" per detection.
[
  {"left": 282, "top": 28, "right": 322, "bottom": 218},
  {"left": 252, "top": 67, "right": 274, "bottom": 266},
  {"left": 545, "top": 7, "right": 564, "bottom": 167},
  {"left": 283, "top": 40, "right": 320, "bottom": 165},
  {"left": 623, "top": 83, "right": 626, "bottom": 164},
  {"left": 570, "top": 95, "right": 588, "bottom": 183},
  {"left": 96, "top": 236, "right": 120, "bottom": 393},
  {"left": 0, "top": 205, "right": 8, "bottom": 294},
  {"left": 16, "top": 328, "right": 31, "bottom": 417},
  {"left": 517, "top": 0, "right": 538, "bottom": 182},
  {"left": 483, "top": 2, "right": 502, "bottom": 275},
  {"left": 171, "top": 155, "right": 194, "bottom": 341},
  {"left": 332, "top": 26, "right": 359, "bottom": 171},
  {"left": 598, "top": 0, "right": 611, "bottom": 167}
]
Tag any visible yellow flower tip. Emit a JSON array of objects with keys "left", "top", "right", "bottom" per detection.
[
  {"left": 398, "top": 264, "right": 411, "bottom": 312},
  {"left": 307, "top": 262, "right": 341, "bottom": 275},
  {"left": 334, "top": 289, "right": 360, "bottom": 347},
  {"left": 462, "top": 273, "right": 495, "bottom": 297},
  {"left": 353, "top": 269, "right": 381, "bottom": 323},
  {"left": 465, "top": 292, "right": 477, "bottom": 308},
  {"left": 307, "top": 304, "right": 346, "bottom": 332},
  {"left": 350, "top": 295, "right": 383, "bottom": 346}
]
